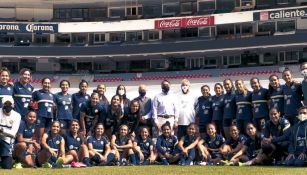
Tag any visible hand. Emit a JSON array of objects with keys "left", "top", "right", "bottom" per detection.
[
  {"left": 173, "top": 121, "right": 178, "bottom": 129},
  {"left": 182, "top": 149, "right": 188, "bottom": 157},
  {"left": 286, "top": 154, "right": 295, "bottom": 161},
  {"left": 86, "top": 130, "right": 92, "bottom": 137},
  {"left": 100, "top": 155, "right": 106, "bottom": 162},
  {"left": 34, "top": 142, "right": 41, "bottom": 150},
  {"left": 49, "top": 148, "right": 57, "bottom": 157},
  {"left": 80, "top": 131, "right": 86, "bottom": 138},
  {"left": 164, "top": 153, "right": 171, "bottom": 159},
  {"left": 298, "top": 153, "right": 306, "bottom": 160},
  {"left": 262, "top": 138, "right": 271, "bottom": 145},
  {"left": 149, "top": 155, "right": 155, "bottom": 164},
  {"left": 140, "top": 116, "right": 146, "bottom": 123},
  {"left": 139, "top": 153, "right": 144, "bottom": 161}
]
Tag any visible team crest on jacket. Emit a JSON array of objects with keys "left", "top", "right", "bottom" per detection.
[
  {"left": 56, "top": 140, "right": 60, "bottom": 144},
  {"left": 101, "top": 141, "right": 104, "bottom": 145},
  {"left": 146, "top": 142, "right": 150, "bottom": 146},
  {"left": 215, "top": 141, "right": 220, "bottom": 145},
  {"left": 28, "top": 87, "right": 32, "bottom": 91},
  {"left": 77, "top": 137, "right": 80, "bottom": 142},
  {"left": 7, "top": 87, "right": 11, "bottom": 91},
  {"left": 69, "top": 145, "right": 74, "bottom": 150},
  {"left": 95, "top": 109, "right": 98, "bottom": 113}
]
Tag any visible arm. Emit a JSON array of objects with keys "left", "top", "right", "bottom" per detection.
[
  {"left": 110, "top": 135, "right": 117, "bottom": 150},
  {"left": 155, "top": 136, "right": 166, "bottom": 155},
  {"left": 230, "top": 146, "right": 247, "bottom": 161},
  {"left": 1, "top": 115, "right": 21, "bottom": 138},
  {"left": 118, "top": 139, "right": 133, "bottom": 149},
  {"left": 185, "top": 137, "right": 200, "bottom": 151},
  {"left": 103, "top": 143, "right": 111, "bottom": 160},
  {"left": 152, "top": 96, "right": 158, "bottom": 125},
  {"left": 80, "top": 112, "right": 86, "bottom": 133},
  {"left": 59, "top": 137, "right": 66, "bottom": 158}
]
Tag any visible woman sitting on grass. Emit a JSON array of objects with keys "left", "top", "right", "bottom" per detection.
[
  {"left": 133, "top": 127, "right": 156, "bottom": 165},
  {"left": 156, "top": 121, "right": 180, "bottom": 165},
  {"left": 220, "top": 125, "right": 247, "bottom": 163},
  {"left": 13, "top": 110, "right": 40, "bottom": 168},
  {"left": 197, "top": 123, "right": 225, "bottom": 165},
  {"left": 229, "top": 123, "right": 271, "bottom": 166},
  {"left": 87, "top": 123, "right": 115, "bottom": 166},
  {"left": 37, "top": 121, "right": 68, "bottom": 168},
  {"left": 111, "top": 124, "right": 136, "bottom": 165},
  {"left": 64, "top": 119, "right": 91, "bottom": 167},
  {"left": 177, "top": 123, "right": 200, "bottom": 166}
]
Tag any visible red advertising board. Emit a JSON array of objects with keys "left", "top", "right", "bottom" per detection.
[{"left": 155, "top": 16, "right": 214, "bottom": 29}]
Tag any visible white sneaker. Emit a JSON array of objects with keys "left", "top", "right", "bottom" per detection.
[{"left": 199, "top": 161, "right": 207, "bottom": 166}]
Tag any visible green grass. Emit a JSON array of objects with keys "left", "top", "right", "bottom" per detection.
[{"left": 1, "top": 166, "right": 307, "bottom": 175}]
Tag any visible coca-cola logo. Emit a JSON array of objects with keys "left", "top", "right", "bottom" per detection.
[
  {"left": 186, "top": 17, "right": 208, "bottom": 27},
  {"left": 159, "top": 19, "right": 181, "bottom": 28}
]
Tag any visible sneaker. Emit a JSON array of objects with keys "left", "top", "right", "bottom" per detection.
[
  {"left": 14, "top": 162, "right": 23, "bottom": 169},
  {"left": 71, "top": 161, "right": 79, "bottom": 168},
  {"left": 77, "top": 162, "right": 87, "bottom": 168},
  {"left": 220, "top": 160, "right": 231, "bottom": 166},
  {"left": 42, "top": 162, "right": 53, "bottom": 168},
  {"left": 199, "top": 161, "right": 207, "bottom": 166},
  {"left": 238, "top": 161, "right": 252, "bottom": 166},
  {"left": 62, "top": 164, "right": 71, "bottom": 168},
  {"left": 55, "top": 157, "right": 64, "bottom": 168}
]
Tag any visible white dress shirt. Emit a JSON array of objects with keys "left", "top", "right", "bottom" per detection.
[{"left": 152, "top": 91, "right": 179, "bottom": 123}]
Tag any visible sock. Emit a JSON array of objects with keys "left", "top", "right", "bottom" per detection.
[
  {"left": 161, "top": 158, "right": 169, "bottom": 165},
  {"left": 106, "top": 153, "right": 115, "bottom": 164},
  {"left": 130, "top": 154, "right": 136, "bottom": 165},
  {"left": 91, "top": 155, "right": 101, "bottom": 164},
  {"left": 83, "top": 157, "right": 91, "bottom": 166}
]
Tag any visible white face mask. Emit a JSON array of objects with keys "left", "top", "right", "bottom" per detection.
[
  {"left": 181, "top": 85, "right": 189, "bottom": 94},
  {"left": 297, "top": 114, "right": 307, "bottom": 122},
  {"left": 301, "top": 69, "right": 307, "bottom": 78},
  {"left": 118, "top": 90, "right": 125, "bottom": 96}
]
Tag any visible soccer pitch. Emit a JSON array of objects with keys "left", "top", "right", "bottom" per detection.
[{"left": 1, "top": 166, "right": 307, "bottom": 175}]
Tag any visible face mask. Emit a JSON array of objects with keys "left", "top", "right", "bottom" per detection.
[
  {"left": 162, "top": 85, "right": 170, "bottom": 94},
  {"left": 297, "top": 114, "right": 307, "bottom": 122},
  {"left": 301, "top": 69, "right": 307, "bottom": 77},
  {"left": 181, "top": 85, "right": 189, "bottom": 94},
  {"left": 3, "top": 105, "right": 13, "bottom": 114},
  {"left": 118, "top": 90, "right": 125, "bottom": 96},
  {"left": 139, "top": 90, "right": 146, "bottom": 97}
]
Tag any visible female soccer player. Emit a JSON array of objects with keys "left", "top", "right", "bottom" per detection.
[
  {"left": 102, "top": 95, "right": 124, "bottom": 138},
  {"left": 13, "top": 68, "right": 33, "bottom": 120},
  {"left": 120, "top": 100, "right": 140, "bottom": 138},
  {"left": 32, "top": 77, "right": 55, "bottom": 139},
  {"left": 250, "top": 77, "right": 269, "bottom": 131},
  {"left": 229, "top": 123, "right": 269, "bottom": 166},
  {"left": 133, "top": 127, "right": 156, "bottom": 165},
  {"left": 195, "top": 85, "right": 212, "bottom": 137},
  {"left": 13, "top": 110, "right": 40, "bottom": 168},
  {"left": 268, "top": 74, "right": 284, "bottom": 115},
  {"left": 80, "top": 92, "right": 105, "bottom": 137},
  {"left": 111, "top": 124, "right": 136, "bottom": 165},
  {"left": 0, "top": 67, "right": 13, "bottom": 108},
  {"left": 88, "top": 123, "right": 115, "bottom": 166},
  {"left": 211, "top": 83, "right": 224, "bottom": 135},
  {"left": 235, "top": 79, "right": 253, "bottom": 135},
  {"left": 197, "top": 123, "right": 225, "bottom": 164},
  {"left": 222, "top": 79, "right": 236, "bottom": 140},
  {"left": 96, "top": 84, "right": 109, "bottom": 105},
  {"left": 37, "top": 121, "right": 67, "bottom": 168},
  {"left": 282, "top": 69, "right": 303, "bottom": 125},
  {"left": 64, "top": 120, "right": 91, "bottom": 167},
  {"left": 54, "top": 80, "right": 72, "bottom": 134},
  {"left": 72, "top": 80, "right": 90, "bottom": 120},
  {"left": 156, "top": 121, "right": 180, "bottom": 165},
  {"left": 177, "top": 123, "right": 200, "bottom": 165},
  {"left": 220, "top": 125, "right": 246, "bottom": 163}
]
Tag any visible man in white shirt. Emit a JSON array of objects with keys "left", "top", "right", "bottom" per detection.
[
  {"left": 152, "top": 80, "right": 178, "bottom": 134},
  {"left": 0, "top": 96, "right": 21, "bottom": 169},
  {"left": 177, "top": 79, "right": 197, "bottom": 138}
]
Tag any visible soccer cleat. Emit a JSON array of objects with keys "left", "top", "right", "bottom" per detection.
[
  {"left": 14, "top": 162, "right": 23, "bottom": 169},
  {"left": 220, "top": 160, "right": 231, "bottom": 166},
  {"left": 199, "top": 161, "right": 207, "bottom": 166},
  {"left": 42, "top": 162, "right": 53, "bottom": 168},
  {"left": 55, "top": 157, "right": 64, "bottom": 168}
]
